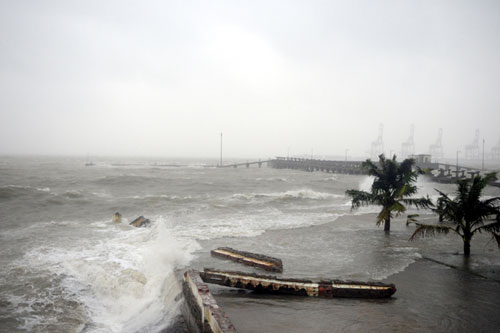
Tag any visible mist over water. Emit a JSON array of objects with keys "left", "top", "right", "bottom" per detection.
[{"left": 1, "top": 156, "right": 500, "bottom": 332}]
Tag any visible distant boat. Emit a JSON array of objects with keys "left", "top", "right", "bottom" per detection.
[{"left": 85, "top": 154, "right": 95, "bottom": 166}]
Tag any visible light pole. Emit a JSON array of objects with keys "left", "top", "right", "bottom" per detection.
[
  {"left": 456, "top": 150, "right": 461, "bottom": 178},
  {"left": 482, "top": 139, "right": 485, "bottom": 171}
]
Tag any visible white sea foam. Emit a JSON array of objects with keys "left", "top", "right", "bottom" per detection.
[
  {"left": 2, "top": 184, "right": 51, "bottom": 192},
  {"left": 127, "top": 194, "right": 194, "bottom": 201},
  {"left": 358, "top": 176, "right": 375, "bottom": 192},
  {"left": 92, "top": 191, "right": 112, "bottom": 198},
  {"left": 62, "top": 190, "right": 85, "bottom": 199},
  {"left": 172, "top": 212, "right": 342, "bottom": 240},
  {"left": 4, "top": 184, "right": 31, "bottom": 189},
  {"left": 22, "top": 219, "right": 199, "bottom": 333},
  {"left": 255, "top": 177, "right": 288, "bottom": 182},
  {"left": 230, "top": 189, "right": 343, "bottom": 201}
]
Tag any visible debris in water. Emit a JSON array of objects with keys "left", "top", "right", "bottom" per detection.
[
  {"left": 129, "top": 216, "right": 150, "bottom": 228},
  {"left": 200, "top": 268, "right": 396, "bottom": 299},
  {"left": 112, "top": 212, "right": 122, "bottom": 223},
  {"left": 211, "top": 247, "right": 283, "bottom": 272}
]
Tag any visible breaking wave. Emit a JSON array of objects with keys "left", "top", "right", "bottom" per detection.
[
  {"left": 230, "top": 189, "right": 344, "bottom": 201},
  {"left": 0, "top": 185, "right": 51, "bottom": 200},
  {"left": 255, "top": 177, "right": 289, "bottom": 182},
  {"left": 14, "top": 218, "right": 199, "bottom": 333},
  {"left": 173, "top": 212, "right": 342, "bottom": 240},
  {"left": 94, "top": 175, "right": 162, "bottom": 186},
  {"left": 62, "top": 190, "right": 85, "bottom": 199},
  {"left": 128, "top": 194, "right": 196, "bottom": 203}
]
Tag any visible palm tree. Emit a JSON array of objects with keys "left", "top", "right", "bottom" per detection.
[
  {"left": 346, "top": 154, "right": 433, "bottom": 232},
  {"left": 409, "top": 173, "right": 500, "bottom": 256}
]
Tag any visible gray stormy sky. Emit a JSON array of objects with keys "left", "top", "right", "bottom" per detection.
[{"left": 1, "top": 0, "right": 499, "bottom": 159}]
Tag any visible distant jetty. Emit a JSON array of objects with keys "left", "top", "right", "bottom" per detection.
[
  {"left": 266, "top": 156, "right": 499, "bottom": 186},
  {"left": 269, "top": 157, "right": 366, "bottom": 174}
]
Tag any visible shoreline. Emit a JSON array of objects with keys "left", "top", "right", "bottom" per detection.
[{"left": 421, "top": 255, "right": 500, "bottom": 283}]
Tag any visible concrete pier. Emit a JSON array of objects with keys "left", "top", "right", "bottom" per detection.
[
  {"left": 267, "top": 157, "right": 496, "bottom": 185},
  {"left": 269, "top": 157, "right": 366, "bottom": 175},
  {"left": 182, "top": 270, "right": 237, "bottom": 333},
  {"left": 218, "top": 160, "right": 272, "bottom": 169}
]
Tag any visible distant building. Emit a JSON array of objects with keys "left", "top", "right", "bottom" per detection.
[
  {"left": 401, "top": 124, "right": 415, "bottom": 158},
  {"left": 410, "top": 154, "right": 432, "bottom": 164},
  {"left": 429, "top": 128, "right": 444, "bottom": 162}
]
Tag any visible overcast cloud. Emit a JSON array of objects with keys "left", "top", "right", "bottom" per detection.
[{"left": 1, "top": 0, "right": 499, "bottom": 159}]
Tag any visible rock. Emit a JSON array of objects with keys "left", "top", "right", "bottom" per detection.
[
  {"left": 130, "top": 216, "right": 150, "bottom": 227},
  {"left": 112, "top": 212, "right": 122, "bottom": 223}
]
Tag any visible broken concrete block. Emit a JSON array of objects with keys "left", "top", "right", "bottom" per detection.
[
  {"left": 200, "top": 268, "right": 396, "bottom": 299},
  {"left": 211, "top": 247, "right": 283, "bottom": 272},
  {"left": 129, "top": 216, "right": 150, "bottom": 227},
  {"left": 182, "top": 270, "right": 237, "bottom": 333}
]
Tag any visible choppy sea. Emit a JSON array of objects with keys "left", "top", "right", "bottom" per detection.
[{"left": 1, "top": 156, "right": 500, "bottom": 332}]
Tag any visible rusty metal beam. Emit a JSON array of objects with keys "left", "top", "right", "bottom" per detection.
[
  {"left": 200, "top": 268, "right": 396, "bottom": 299},
  {"left": 211, "top": 247, "right": 283, "bottom": 272}
]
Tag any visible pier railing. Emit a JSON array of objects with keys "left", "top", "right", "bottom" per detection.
[{"left": 269, "top": 157, "right": 366, "bottom": 174}]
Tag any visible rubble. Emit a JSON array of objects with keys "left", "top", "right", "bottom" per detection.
[
  {"left": 129, "top": 216, "right": 150, "bottom": 227},
  {"left": 182, "top": 270, "right": 237, "bottom": 333},
  {"left": 211, "top": 247, "right": 283, "bottom": 272},
  {"left": 200, "top": 268, "right": 396, "bottom": 299},
  {"left": 181, "top": 249, "right": 397, "bottom": 329},
  {"left": 112, "top": 212, "right": 122, "bottom": 223}
]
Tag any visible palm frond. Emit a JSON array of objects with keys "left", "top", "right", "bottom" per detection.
[
  {"left": 482, "top": 196, "right": 500, "bottom": 207},
  {"left": 376, "top": 207, "right": 391, "bottom": 226},
  {"left": 483, "top": 172, "right": 498, "bottom": 183},
  {"left": 434, "top": 188, "right": 451, "bottom": 199},
  {"left": 345, "top": 190, "right": 374, "bottom": 209},
  {"left": 473, "top": 220, "right": 500, "bottom": 235},
  {"left": 402, "top": 196, "right": 434, "bottom": 209},
  {"left": 361, "top": 159, "right": 381, "bottom": 178},
  {"left": 409, "top": 224, "right": 453, "bottom": 241},
  {"left": 492, "top": 232, "right": 500, "bottom": 248},
  {"left": 406, "top": 214, "right": 420, "bottom": 226},
  {"left": 399, "top": 158, "right": 414, "bottom": 175},
  {"left": 390, "top": 201, "right": 406, "bottom": 217},
  {"left": 417, "top": 167, "right": 429, "bottom": 175}
]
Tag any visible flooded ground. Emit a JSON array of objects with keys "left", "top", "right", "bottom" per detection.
[{"left": 188, "top": 214, "right": 500, "bottom": 333}]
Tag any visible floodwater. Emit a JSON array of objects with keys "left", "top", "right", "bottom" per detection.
[{"left": 192, "top": 214, "right": 500, "bottom": 332}]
